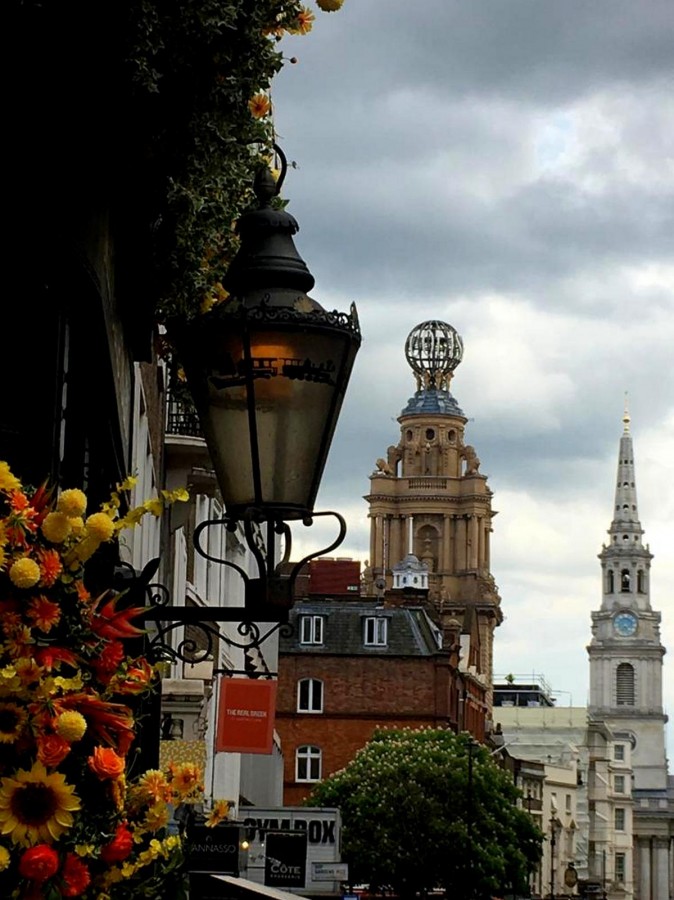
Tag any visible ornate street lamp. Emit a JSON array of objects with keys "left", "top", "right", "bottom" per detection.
[
  {"left": 173, "top": 146, "right": 360, "bottom": 523},
  {"left": 169, "top": 145, "right": 361, "bottom": 614}
]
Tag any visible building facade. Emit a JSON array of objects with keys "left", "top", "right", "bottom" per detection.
[{"left": 588, "top": 409, "right": 674, "bottom": 899}]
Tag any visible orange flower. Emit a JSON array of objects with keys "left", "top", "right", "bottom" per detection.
[
  {"left": 37, "top": 549, "right": 62, "bottom": 587},
  {"left": 88, "top": 746, "right": 125, "bottom": 781},
  {"left": 37, "top": 733, "right": 71, "bottom": 768},
  {"left": 111, "top": 659, "right": 154, "bottom": 695},
  {"left": 75, "top": 580, "right": 90, "bottom": 603},
  {"left": 249, "top": 93, "right": 271, "bottom": 118},
  {"left": 27, "top": 595, "right": 61, "bottom": 632}
]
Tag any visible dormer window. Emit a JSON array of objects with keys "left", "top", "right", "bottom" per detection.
[
  {"left": 300, "top": 615, "right": 324, "bottom": 645},
  {"left": 364, "top": 616, "right": 387, "bottom": 647}
]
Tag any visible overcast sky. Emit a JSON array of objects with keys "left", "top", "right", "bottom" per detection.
[{"left": 272, "top": 1, "right": 674, "bottom": 758}]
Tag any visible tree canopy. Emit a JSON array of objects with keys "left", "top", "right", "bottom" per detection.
[{"left": 309, "top": 728, "right": 543, "bottom": 900}]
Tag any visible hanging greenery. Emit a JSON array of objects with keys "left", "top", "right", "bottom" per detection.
[{"left": 123, "top": 1, "right": 338, "bottom": 322}]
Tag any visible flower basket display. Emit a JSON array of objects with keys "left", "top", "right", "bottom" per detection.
[{"left": 0, "top": 461, "right": 199, "bottom": 899}]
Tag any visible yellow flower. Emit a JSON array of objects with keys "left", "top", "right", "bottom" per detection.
[
  {"left": 55, "top": 710, "right": 88, "bottom": 742},
  {"left": 75, "top": 843, "right": 95, "bottom": 857},
  {"left": 0, "top": 844, "right": 9, "bottom": 871},
  {"left": 69, "top": 516, "right": 85, "bottom": 534},
  {"left": 57, "top": 488, "right": 87, "bottom": 518},
  {"left": 9, "top": 557, "right": 41, "bottom": 589},
  {"left": 41, "top": 511, "right": 73, "bottom": 543},
  {"left": 249, "top": 93, "right": 271, "bottom": 118},
  {"left": 137, "top": 770, "right": 171, "bottom": 804},
  {"left": 144, "top": 802, "right": 169, "bottom": 831},
  {"left": 292, "top": 6, "right": 315, "bottom": 33},
  {"left": 0, "top": 702, "right": 28, "bottom": 744},
  {"left": 0, "top": 462, "right": 21, "bottom": 493},
  {"left": 85, "top": 512, "right": 115, "bottom": 542},
  {"left": 206, "top": 799, "right": 230, "bottom": 827},
  {"left": 0, "top": 761, "right": 81, "bottom": 845},
  {"left": 170, "top": 762, "right": 202, "bottom": 798}
]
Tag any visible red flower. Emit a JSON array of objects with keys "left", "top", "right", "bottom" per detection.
[
  {"left": 91, "top": 640, "right": 126, "bottom": 681},
  {"left": 100, "top": 823, "right": 134, "bottom": 863},
  {"left": 91, "top": 594, "right": 145, "bottom": 640},
  {"left": 61, "top": 852, "right": 91, "bottom": 897},
  {"left": 34, "top": 646, "right": 78, "bottom": 671},
  {"left": 60, "top": 694, "right": 135, "bottom": 754},
  {"left": 18, "top": 844, "right": 59, "bottom": 882}
]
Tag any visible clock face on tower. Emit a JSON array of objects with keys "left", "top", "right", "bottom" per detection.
[{"left": 613, "top": 611, "right": 638, "bottom": 636}]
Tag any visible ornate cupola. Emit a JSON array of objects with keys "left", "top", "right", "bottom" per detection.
[{"left": 364, "top": 320, "right": 502, "bottom": 706}]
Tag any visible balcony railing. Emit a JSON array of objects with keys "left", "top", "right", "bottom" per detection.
[
  {"left": 166, "top": 394, "right": 203, "bottom": 438},
  {"left": 407, "top": 477, "right": 448, "bottom": 490}
]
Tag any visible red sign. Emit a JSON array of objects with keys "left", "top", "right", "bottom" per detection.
[{"left": 216, "top": 679, "right": 277, "bottom": 754}]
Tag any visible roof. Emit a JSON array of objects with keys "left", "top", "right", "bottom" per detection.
[
  {"left": 400, "top": 388, "right": 465, "bottom": 417},
  {"left": 281, "top": 600, "right": 443, "bottom": 657}
]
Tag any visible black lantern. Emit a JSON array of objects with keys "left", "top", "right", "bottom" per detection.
[{"left": 173, "top": 147, "right": 361, "bottom": 523}]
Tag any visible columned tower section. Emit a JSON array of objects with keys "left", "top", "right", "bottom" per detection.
[{"left": 364, "top": 321, "right": 502, "bottom": 704}]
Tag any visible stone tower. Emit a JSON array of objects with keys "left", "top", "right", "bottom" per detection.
[
  {"left": 364, "top": 321, "right": 502, "bottom": 704},
  {"left": 588, "top": 403, "right": 672, "bottom": 898}
]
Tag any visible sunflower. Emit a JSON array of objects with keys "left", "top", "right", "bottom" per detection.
[
  {"left": 0, "top": 761, "right": 81, "bottom": 845},
  {"left": 0, "top": 702, "right": 28, "bottom": 744}
]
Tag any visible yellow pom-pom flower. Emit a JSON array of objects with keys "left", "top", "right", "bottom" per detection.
[
  {"left": 9, "top": 558, "right": 41, "bottom": 589},
  {"left": 41, "top": 511, "right": 73, "bottom": 544},
  {"left": 316, "top": 0, "right": 344, "bottom": 10},
  {"left": 55, "top": 710, "right": 88, "bottom": 742},
  {"left": 57, "top": 489, "right": 87, "bottom": 518},
  {"left": 69, "top": 516, "right": 85, "bottom": 535},
  {"left": 85, "top": 513, "right": 115, "bottom": 542}
]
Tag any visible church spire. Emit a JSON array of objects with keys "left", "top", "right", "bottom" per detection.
[{"left": 610, "top": 394, "right": 642, "bottom": 538}]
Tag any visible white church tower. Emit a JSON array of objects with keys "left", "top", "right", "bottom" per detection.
[{"left": 588, "top": 403, "right": 672, "bottom": 899}]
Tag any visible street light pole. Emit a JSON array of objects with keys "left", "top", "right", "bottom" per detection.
[{"left": 549, "top": 814, "right": 557, "bottom": 900}]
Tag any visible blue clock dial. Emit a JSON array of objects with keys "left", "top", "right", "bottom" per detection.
[{"left": 614, "top": 612, "right": 638, "bottom": 636}]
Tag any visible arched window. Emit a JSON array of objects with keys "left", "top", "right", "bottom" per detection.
[
  {"left": 297, "top": 678, "right": 323, "bottom": 713},
  {"left": 607, "top": 570, "right": 614, "bottom": 593},
  {"left": 296, "top": 746, "right": 322, "bottom": 782},
  {"left": 620, "top": 569, "right": 631, "bottom": 592},
  {"left": 616, "top": 664, "right": 635, "bottom": 706},
  {"left": 637, "top": 570, "right": 645, "bottom": 593}
]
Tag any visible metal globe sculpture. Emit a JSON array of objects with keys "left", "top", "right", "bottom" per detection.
[{"left": 404, "top": 321, "right": 464, "bottom": 391}]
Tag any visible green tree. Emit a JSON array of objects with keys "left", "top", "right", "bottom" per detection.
[{"left": 309, "top": 728, "right": 543, "bottom": 900}]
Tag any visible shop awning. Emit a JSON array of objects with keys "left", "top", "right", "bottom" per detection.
[{"left": 210, "top": 875, "right": 308, "bottom": 900}]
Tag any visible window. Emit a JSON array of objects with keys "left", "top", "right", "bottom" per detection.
[
  {"left": 565, "top": 794, "right": 572, "bottom": 813},
  {"left": 364, "top": 616, "right": 387, "bottom": 646},
  {"left": 615, "top": 852, "right": 626, "bottom": 883},
  {"left": 300, "top": 615, "right": 324, "bottom": 645},
  {"left": 614, "top": 744, "right": 625, "bottom": 761},
  {"left": 614, "top": 775, "right": 625, "bottom": 793},
  {"left": 607, "top": 570, "right": 614, "bottom": 593},
  {"left": 296, "top": 746, "right": 322, "bottom": 782},
  {"left": 620, "top": 568, "right": 631, "bottom": 591},
  {"left": 616, "top": 664, "right": 635, "bottom": 706},
  {"left": 297, "top": 678, "right": 323, "bottom": 713},
  {"left": 637, "top": 570, "right": 645, "bottom": 593},
  {"left": 615, "top": 808, "right": 626, "bottom": 831}
]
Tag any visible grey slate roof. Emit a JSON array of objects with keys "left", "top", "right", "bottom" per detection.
[
  {"left": 281, "top": 600, "right": 443, "bottom": 657},
  {"left": 400, "top": 388, "right": 464, "bottom": 417}
]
